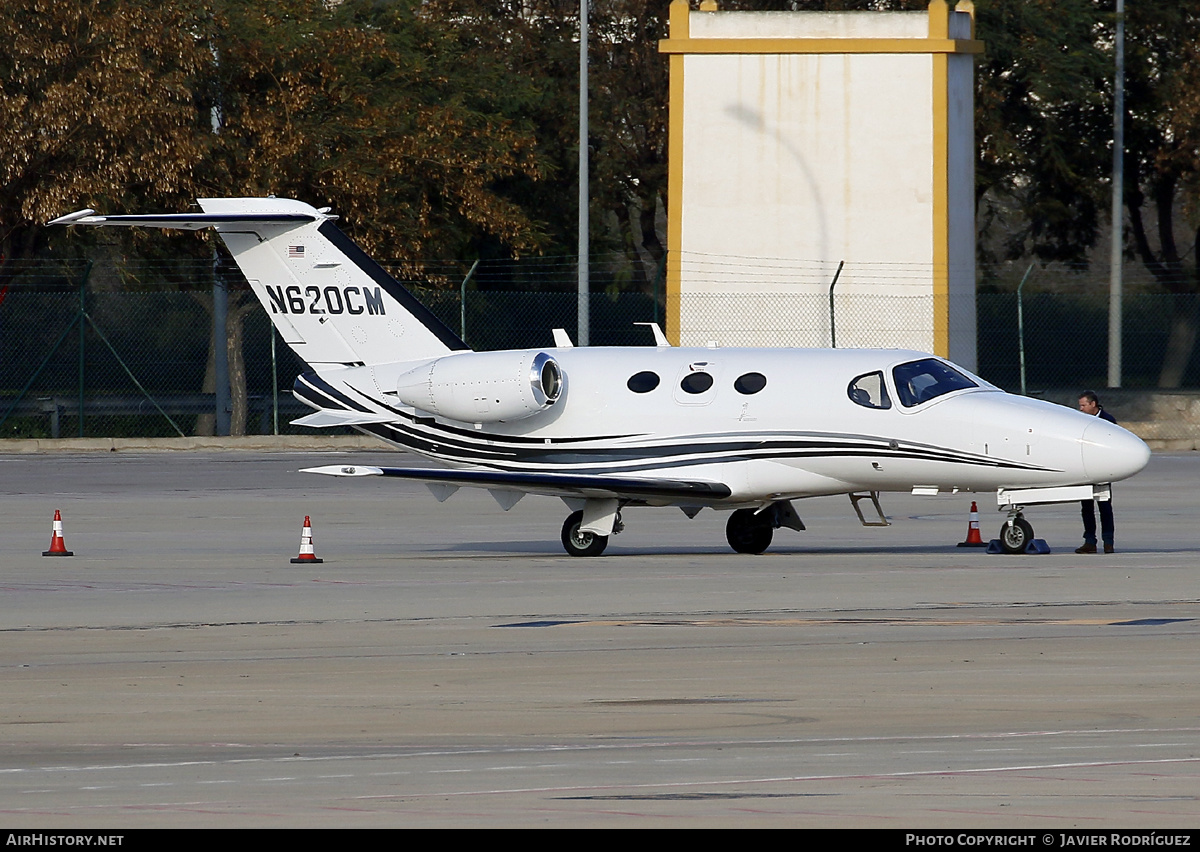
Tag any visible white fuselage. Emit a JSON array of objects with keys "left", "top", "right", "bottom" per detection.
[{"left": 299, "top": 346, "right": 1149, "bottom": 507}]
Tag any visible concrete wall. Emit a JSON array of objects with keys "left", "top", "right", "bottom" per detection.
[{"left": 661, "top": 1, "right": 981, "bottom": 367}]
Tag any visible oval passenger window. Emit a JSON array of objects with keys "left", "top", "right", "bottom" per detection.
[
  {"left": 627, "top": 371, "right": 660, "bottom": 393},
  {"left": 734, "top": 372, "right": 767, "bottom": 394},
  {"left": 680, "top": 371, "right": 714, "bottom": 394}
]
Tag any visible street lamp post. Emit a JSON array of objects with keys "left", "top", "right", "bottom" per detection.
[
  {"left": 1108, "top": 0, "right": 1125, "bottom": 388},
  {"left": 578, "top": 0, "right": 589, "bottom": 346}
]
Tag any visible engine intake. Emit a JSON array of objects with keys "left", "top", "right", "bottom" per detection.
[{"left": 394, "top": 351, "right": 564, "bottom": 423}]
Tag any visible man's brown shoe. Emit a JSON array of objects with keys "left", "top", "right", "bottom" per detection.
[
  {"left": 1103, "top": 544, "right": 1114, "bottom": 554},
  {"left": 1075, "top": 543, "right": 1097, "bottom": 554}
]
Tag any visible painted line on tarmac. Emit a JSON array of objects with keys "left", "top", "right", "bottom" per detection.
[{"left": 497, "top": 617, "right": 1194, "bottom": 628}]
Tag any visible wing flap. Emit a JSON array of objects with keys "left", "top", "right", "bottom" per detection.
[{"left": 301, "top": 464, "right": 732, "bottom": 502}]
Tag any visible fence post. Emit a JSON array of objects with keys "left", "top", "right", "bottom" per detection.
[
  {"left": 271, "top": 325, "right": 279, "bottom": 435},
  {"left": 653, "top": 252, "right": 666, "bottom": 329},
  {"left": 828, "top": 260, "right": 844, "bottom": 348},
  {"left": 213, "top": 251, "right": 230, "bottom": 436},
  {"left": 77, "top": 261, "right": 91, "bottom": 437},
  {"left": 460, "top": 258, "right": 480, "bottom": 345},
  {"left": 1016, "top": 263, "right": 1034, "bottom": 396}
]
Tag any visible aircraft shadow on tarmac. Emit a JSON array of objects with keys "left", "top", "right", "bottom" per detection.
[{"left": 438, "top": 540, "right": 1106, "bottom": 557}]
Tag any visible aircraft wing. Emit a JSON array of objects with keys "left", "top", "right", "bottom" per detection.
[{"left": 302, "top": 464, "right": 732, "bottom": 502}]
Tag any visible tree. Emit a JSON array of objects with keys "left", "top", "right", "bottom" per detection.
[
  {"left": 419, "top": 0, "right": 678, "bottom": 296},
  {"left": 1120, "top": 3, "right": 1200, "bottom": 386},
  {"left": 0, "top": 0, "right": 211, "bottom": 275},
  {"left": 201, "top": 0, "right": 547, "bottom": 261},
  {"left": 972, "top": 0, "right": 1111, "bottom": 265},
  {"left": 3, "top": 0, "right": 554, "bottom": 434},
  {"left": 589, "top": 1, "right": 672, "bottom": 294},
  {"left": 190, "top": 0, "right": 554, "bottom": 430},
  {"left": 974, "top": 1, "right": 1200, "bottom": 387}
]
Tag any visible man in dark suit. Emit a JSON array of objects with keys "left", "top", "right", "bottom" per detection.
[{"left": 1076, "top": 390, "right": 1117, "bottom": 554}]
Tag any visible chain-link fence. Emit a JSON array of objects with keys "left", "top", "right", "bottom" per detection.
[
  {"left": 1, "top": 257, "right": 1197, "bottom": 440},
  {"left": 0, "top": 257, "right": 663, "bottom": 439}
]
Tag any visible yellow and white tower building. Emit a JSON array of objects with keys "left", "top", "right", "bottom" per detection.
[{"left": 660, "top": 0, "right": 982, "bottom": 368}]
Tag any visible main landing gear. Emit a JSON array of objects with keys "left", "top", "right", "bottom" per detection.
[
  {"left": 559, "top": 500, "right": 802, "bottom": 557},
  {"left": 724, "top": 502, "right": 805, "bottom": 555},
  {"left": 561, "top": 509, "right": 614, "bottom": 557},
  {"left": 725, "top": 508, "right": 774, "bottom": 554}
]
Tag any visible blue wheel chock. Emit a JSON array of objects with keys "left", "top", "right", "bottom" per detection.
[{"left": 985, "top": 538, "right": 1051, "bottom": 555}]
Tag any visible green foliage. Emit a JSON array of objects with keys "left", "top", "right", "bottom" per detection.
[
  {"left": 200, "top": 0, "right": 548, "bottom": 260},
  {"left": 974, "top": 0, "right": 1112, "bottom": 264}
]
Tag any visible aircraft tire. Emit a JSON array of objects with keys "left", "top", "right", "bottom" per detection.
[
  {"left": 561, "top": 510, "right": 609, "bottom": 557},
  {"left": 726, "top": 508, "right": 774, "bottom": 555},
  {"left": 999, "top": 517, "right": 1034, "bottom": 554}
]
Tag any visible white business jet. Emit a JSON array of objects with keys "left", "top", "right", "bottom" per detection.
[{"left": 52, "top": 198, "right": 1150, "bottom": 556}]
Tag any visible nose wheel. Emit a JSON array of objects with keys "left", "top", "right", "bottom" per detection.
[{"left": 998, "top": 515, "right": 1034, "bottom": 554}]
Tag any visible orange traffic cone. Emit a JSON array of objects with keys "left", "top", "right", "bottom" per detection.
[
  {"left": 957, "top": 501, "right": 985, "bottom": 548},
  {"left": 290, "top": 515, "right": 323, "bottom": 564},
  {"left": 42, "top": 509, "right": 74, "bottom": 557}
]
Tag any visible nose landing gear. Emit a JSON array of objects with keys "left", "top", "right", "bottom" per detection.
[{"left": 998, "top": 513, "right": 1035, "bottom": 554}]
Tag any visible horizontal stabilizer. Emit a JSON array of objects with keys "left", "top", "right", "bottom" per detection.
[
  {"left": 301, "top": 465, "right": 732, "bottom": 502},
  {"left": 48, "top": 209, "right": 317, "bottom": 229},
  {"left": 291, "top": 410, "right": 397, "bottom": 428},
  {"left": 304, "top": 465, "right": 386, "bottom": 477}
]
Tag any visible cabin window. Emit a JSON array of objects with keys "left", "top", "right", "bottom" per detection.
[
  {"left": 734, "top": 372, "right": 767, "bottom": 395},
  {"left": 627, "top": 371, "right": 660, "bottom": 393},
  {"left": 679, "top": 371, "right": 714, "bottom": 394},
  {"left": 892, "top": 358, "right": 977, "bottom": 407},
  {"left": 848, "top": 372, "right": 891, "bottom": 409}
]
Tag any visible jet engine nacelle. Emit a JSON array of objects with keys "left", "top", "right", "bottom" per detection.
[{"left": 394, "top": 350, "right": 564, "bottom": 423}]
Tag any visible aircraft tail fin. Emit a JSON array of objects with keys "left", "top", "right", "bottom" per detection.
[{"left": 51, "top": 198, "right": 468, "bottom": 367}]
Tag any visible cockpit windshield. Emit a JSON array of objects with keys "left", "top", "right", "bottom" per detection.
[{"left": 892, "top": 358, "right": 977, "bottom": 407}]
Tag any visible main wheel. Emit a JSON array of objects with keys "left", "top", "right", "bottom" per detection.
[
  {"left": 561, "top": 510, "right": 609, "bottom": 557},
  {"left": 726, "top": 508, "right": 774, "bottom": 555},
  {"left": 999, "top": 516, "right": 1034, "bottom": 554}
]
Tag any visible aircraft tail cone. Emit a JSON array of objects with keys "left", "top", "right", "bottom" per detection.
[
  {"left": 957, "top": 501, "right": 986, "bottom": 548},
  {"left": 42, "top": 509, "right": 74, "bottom": 557},
  {"left": 290, "top": 515, "right": 324, "bottom": 564}
]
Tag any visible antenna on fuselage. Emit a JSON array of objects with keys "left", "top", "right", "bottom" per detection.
[{"left": 634, "top": 322, "right": 671, "bottom": 347}]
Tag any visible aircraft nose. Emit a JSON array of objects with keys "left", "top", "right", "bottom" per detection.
[{"left": 1080, "top": 419, "right": 1151, "bottom": 483}]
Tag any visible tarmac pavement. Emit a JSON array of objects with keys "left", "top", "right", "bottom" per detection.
[{"left": 0, "top": 448, "right": 1197, "bottom": 827}]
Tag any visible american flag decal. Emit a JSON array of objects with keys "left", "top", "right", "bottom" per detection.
[{"left": 288, "top": 245, "right": 305, "bottom": 257}]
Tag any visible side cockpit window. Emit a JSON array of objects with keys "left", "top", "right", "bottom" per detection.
[
  {"left": 892, "top": 358, "right": 977, "bottom": 407},
  {"left": 848, "top": 372, "right": 891, "bottom": 409}
]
